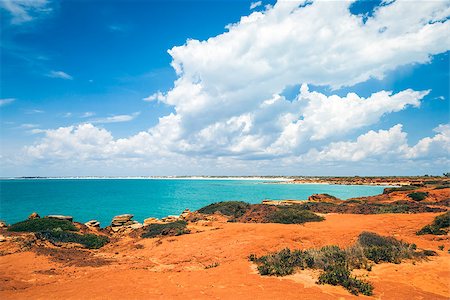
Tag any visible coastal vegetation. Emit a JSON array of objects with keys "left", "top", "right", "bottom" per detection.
[
  {"left": 249, "top": 232, "right": 433, "bottom": 296},
  {"left": 266, "top": 207, "right": 324, "bottom": 224},
  {"left": 417, "top": 211, "right": 450, "bottom": 235},
  {"left": 8, "top": 218, "right": 78, "bottom": 232},
  {"left": 197, "top": 201, "right": 250, "bottom": 218},
  {"left": 141, "top": 220, "right": 190, "bottom": 238},
  {"left": 407, "top": 192, "right": 429, "bottom": 201},
  {"left": 36, "top": 231, "right": 109, "bottom": 249}
]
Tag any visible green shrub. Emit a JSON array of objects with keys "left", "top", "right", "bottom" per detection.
[
  {"left": 267, "top": 207, "right": 324, "bottom": 224},
  {"left": 141, "top": 220, "right": 190, "bottom": 238},
  {"left": 317, "top": 265, "right": 373, "bottom": 296},
  {"left": 417, "top": 211, "right": 450, "bottom": 235},
  {"left": 358, "top": 232, "right": 416, "bottom": 263},
  {"left": 197, "top": 201, "right": 250, "bottom": 217},
  {"left": 37, "top": 231, "right": 109, "bottom": 249},
  {"left": 407, "top": 192, "right": 428, "bottom": 201},
  {"left": 251, "top": 232, "right": 425, "bottom": 296},
  {"left": 8, "top": 218, "right": 78, "bottom": 232},
  {"left": 434, "top": 185, "right": 450, "bottom": 190},
  {"left": 383, "top": 186, "right": 418, "bottom": 194}
]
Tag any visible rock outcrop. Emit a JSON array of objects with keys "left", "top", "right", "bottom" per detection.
[
  {"left": 143, "top": 217, "right": 162, "bottom": 226},
  {"left": 47, "top": 215, "right": 73, "bottom": 222},
  {"left": 0, "top": 221, "right": 7, "bottom": 228},
  {"left": 110, "top": 214, "right": 143, "bottom": 232},
  {"left": 85, "top": 220, "right": 100, "bottom": 228},
  {"left": 28, "top": 212, "right": 40, "bottom": 219},
  {"left": 308, "top": 194, "right": 342, "bottom": 204}
]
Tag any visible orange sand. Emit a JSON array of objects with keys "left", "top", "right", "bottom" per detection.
[{"left": 1, "top": 213, "right": 449, "bottom": 299}]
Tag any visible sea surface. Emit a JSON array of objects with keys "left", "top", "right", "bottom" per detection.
[{"left": 0, "top": 179, "right": 388, "bottom": 226}]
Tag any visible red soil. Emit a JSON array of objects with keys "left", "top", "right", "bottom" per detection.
[{"left": 1, "top": 213, "right": 449, "bottom": 299}]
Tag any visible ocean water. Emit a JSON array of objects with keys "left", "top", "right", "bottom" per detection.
[{"left": 0, "top": 179, "right": 387, "bottom": 226}]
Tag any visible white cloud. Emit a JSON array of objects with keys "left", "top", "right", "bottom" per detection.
[
  {"left": 15, "top": 0, "right": 450, "bottom": 174},
  {"left": 407, "top": 124, "right": 450, "bottom": 159},
  {"left": 143, "top": 91, "right": 166, "bottom": 102},
  {"left": 250, "top": 1, "right": 262, "bottom": 10},
  {"left": 304, "top": 124, "right": 450, "bottom": 163},
  {"left": 89, "top": 112, "right": 140, "bottom": 124},
  {"left": 81, "top": 112, "right": 95, "bottom": 118},
  {"left": 0, "top": 98, "right": 15, "bottom": 107},
  {"left": 26, "top": 109, "right": 44, "bottom": 114},
  {"left": 47, "top": 70, "right": 73, "bottom": 80},
  {"left": 0, "top": 0, "right": 52, "bottom": 24},
  {"left": 19, "top": 123, "right": 39, "bottom": 129}
]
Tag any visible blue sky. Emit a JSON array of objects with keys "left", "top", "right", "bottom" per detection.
[{"left": 0, "top": 0, "right": 449, "bottom": 176}]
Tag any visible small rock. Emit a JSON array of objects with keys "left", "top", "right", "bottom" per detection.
[
  {"left": 0, "top": 235, "right": 6, "bottom": 242},
  {"left": 28, "top": 212, "right": 40, "bottom": 219},
  {"left": 85, "top": 220, "right": 100, "bottom": 228},
  {"left": 130, "top": 223, "right": 143, "bottom": 230},
  {"left": 46, "top": 215, "right": 73, "bottom": 222},
  {"left": 161, "top": 215, "right": 179, "bottom": 223},
  {"left": 143, "top": 217, "right": 161, "bottom": 226},
  {"left": 179, "top": 208, "right": 191, "bottom": 219},
  {"left": 0, "top": 221, "right": 7, "bottom": 228},
  {"left": 111, "top": 214, "right": 134, "bottom": 226}
]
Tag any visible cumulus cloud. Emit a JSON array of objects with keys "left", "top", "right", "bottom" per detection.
[
  {"left": 89, "top": 112, "right": 140, "bottom": 124},
  {"left": 0, "top": 98, "right": 15, "bottom": 107},
  {"left": 47, "top": 70, "right": 73, "bottom": 80},
  {"left": 18, "top": 0, "right": 450, "bottom": 173},
  {"left": 250, "top": 1, "right": 262, "bottom": 10},
  {"left": 304, "top": 124, "right": 450, "bottom": 163},
  {"left": 0, "top": 0, "right": 52, "bottom": 24},
  {"left": 143, "top": 91, "right": 166, "bottom": 102}
]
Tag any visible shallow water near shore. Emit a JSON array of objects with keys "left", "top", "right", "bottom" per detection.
[{"left": 0, "top": 179, "right": 387, "bottom": 225}]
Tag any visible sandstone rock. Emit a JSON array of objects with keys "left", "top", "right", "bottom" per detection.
[
  {"left": 308, "top": 194, "right": 342, "bottom": 204},
  {"left": 47, "top": 215, "right": 73, "bottom": 222},
  {"left": 130, "top": 223, "right": 143, "bottom": 230},
  {"left": 0, "top": 235, "right": 6, "bottom": 242},
  {"left": 28, "top": 212, "right": 40, "bottom": 219},
  {"left": 111, "top": 214, "right": 133, "bottom": 227},
  {"left": 143, "top": 217, "right": 161, "bottom": 226},
  {"left": 161, "top": 215, "right": 179, "bottom": 223},
  {"left": 85, "top": 220, "right": 100, "bottom": 228},
  {"left": 179, "top": 208, "right": 191, "bottom": 219},
  {"left": 0, "top": 221, "right": 7, "bottom": 228}
]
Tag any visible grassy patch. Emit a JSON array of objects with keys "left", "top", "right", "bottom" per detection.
[
  {"left": 250, "top": 232, "right": 426, "bottom": 296},
  {"left": 8, "top": 218, "right": 78, "bottom": 232},
  {"left": 417, "top": 211, "right": 450, "bottom": 235},
  {"left": 407, "top": 192, "right": 429, "bottom": 201},
  {"left": 36, "top": 231, "right": 109, "bottom": 249},
  {"left": 434, "top": 185, "right": 450, "bottom": 190},
  {"left": 141, "top": 220, "right": 190, "bottom": 238},
  {"left": 266, "top": 207, "right": 324, "bottom": 224},
  {"left": 197, "top": 201, "right": 250, "bottom": 218},
  {"left": 383, "top": 186, "right": 418, "bottom": 194}
]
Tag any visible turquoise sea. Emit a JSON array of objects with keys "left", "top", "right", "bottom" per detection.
[{"left": 0, "top": 179, "right": 387, "bottom": 226}]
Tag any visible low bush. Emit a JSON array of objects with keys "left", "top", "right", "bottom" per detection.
[
  {"left": 407, "top": 192, "right": 429, "bottom": 201},
  {"left": 358, "top": 231, "right": 418, "bottom": 263},
  {"left": 383, "top": 186, "right": 418, "bottom": 194},
  {"left": 8, "top": 218, "right": 78, "bottom": 232},
  {"left": 317, "top": 265, "right": 373, "bottom": 296},
  {"left": 37, "top": 231, "right": 109, "bottom": 249},
  {"left": 417, "top": 211, "right": 450, "bottom": 235},
  {"left": 197, "top": 201, "right": 250, "bottom": 217},
  {"left": 434, "top": 185, "right": 450, "bottom": 190},
  {"left": 141, "top": 220, "right": 190, "bottom": 238},
  {"left": 267, "top": 207, "right": 324, "bottom": 224},
  {"left": 251, "top": 232, "right": 426, "bottom": 296}
]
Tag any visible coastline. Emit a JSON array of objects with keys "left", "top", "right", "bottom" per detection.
[{"left": 0, "top": 178, "right": 449, "bottom": 299}]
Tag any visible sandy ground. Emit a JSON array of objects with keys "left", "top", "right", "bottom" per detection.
[{"left": 1, "top": 213, "right": 449, "bottom": 299}]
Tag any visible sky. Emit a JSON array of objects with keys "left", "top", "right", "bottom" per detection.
[{"left": 0, "top": 0, "right": 449, "bottom": 177}]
